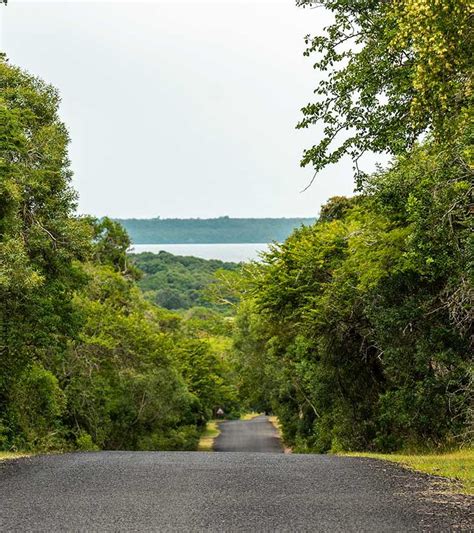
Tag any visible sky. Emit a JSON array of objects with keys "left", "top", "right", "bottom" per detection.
[{"left": 1, "top": 1, "right": 370, "bottom": 219}]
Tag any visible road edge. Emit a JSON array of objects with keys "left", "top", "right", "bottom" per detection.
[{"left": 268, "top": 416, "right": 292, "bottom": 454}]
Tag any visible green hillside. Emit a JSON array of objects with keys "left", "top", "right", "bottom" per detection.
[{"left": 131, "top": 251, "right": 239, "bottom": 311}]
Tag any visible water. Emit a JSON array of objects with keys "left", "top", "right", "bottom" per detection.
[{"left": 129, "top": 243, "right": 270, "bottom": 262}]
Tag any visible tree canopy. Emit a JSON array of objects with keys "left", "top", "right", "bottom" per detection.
[
  {"left": 229, "top": 0, "right": 473, "bottom": 452},
  {"left": 1, "top": 0, "right": 472, "bottom": 456},
  {"left": 296, "top": 0, "right": 473, "bottom": 184},
  {"left": 131, "top": 251, "right": 239, "bottom": 311},
  {"left": 0, "top": 57, "right": 241, "bottom": 452},
  {"left": 233, "top": 137, "right": 472, "bottom": 451}
]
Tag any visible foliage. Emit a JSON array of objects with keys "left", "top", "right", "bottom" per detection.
[
  {"left": 90, "top": 216, "right": 140, "bottom": 279},
  {"left": 0, "top": 57, "right": 240, "bottom": 453},
  {"left": 131, "top": 251, "right": 239, "bottom": 311},
  {"left": 63, "top": 263, "right": 201, "bottom": 450},
  {"left": 226, "top": 0, "right": 472, "bottom": 454},
  {"left": 0, "top": 54, "right": 91, "bottom": 451},
  {"left": 10, "top": 364, "right": 66, "bottom": 450},
  {"left": 175, "top": 338, "right": 240, "bottom": 422},
  {"left": 233, "top": 134, "right": 472, "bottom": 452},
  {"left": 3, "top": 0, "right": 472, "bottom": 459},
  {"left": 232, "top": 299, "right": 275, "bottom": 414},
  {"left": 296, "top": 0, "right": 473, "bottom": 183},
  {"left": 117, "top": 217, "right": 315, "bottom": 244},
  {"left": 177, "top": 307, "right": 241, "bottom": 420}
]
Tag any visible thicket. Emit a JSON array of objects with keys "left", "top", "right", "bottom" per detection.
[
  {"left": 0, "top": 56, "right": 239, "bottom": 452},
  {"left": 232, "top": 0, "right": 473, "bottom": 452},
  {"left": 235, "top": 143, "right": 472, "bottom": 452}
]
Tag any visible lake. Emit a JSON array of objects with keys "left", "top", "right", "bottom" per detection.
[{"left": 129, "top": 243, "right": 271, "bottom": 262}]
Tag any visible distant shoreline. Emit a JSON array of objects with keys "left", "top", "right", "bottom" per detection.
[{"left": 116, "top": 216, "right": 315, "bottom": 245}]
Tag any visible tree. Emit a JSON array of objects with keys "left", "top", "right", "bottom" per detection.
[
  {"left": 89, "top": 216, "right": 140, "bottom": 278},
  {"left": 296, "top": 0, "right": 473, "bottom": 184},
  {"left": 1, "top": 56, "right": 226, "bottom": 452},
  {"left": 65, "top": 264, "right": 201, "bottom": 450},
  {"left": 234, "top": 137, "right": 472, "bottom": 451},
  {"left": 0, "top": 56, "right": 90, "bottom": 449}
]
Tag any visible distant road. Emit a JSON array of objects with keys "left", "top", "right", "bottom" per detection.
[
  {"left": 1, "top": 420, "right": 471, "bottom": 531},
  {"left": 214, "top": 415, "right": 282, "bottom": 453}
]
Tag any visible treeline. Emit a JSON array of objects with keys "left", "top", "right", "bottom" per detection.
[
  {"left": 230, "top": 1, "right": 473, "bottom": 452},
  {"left": 116, "top": 217, "right": 315, "bottom": 244},
  {"left": 234, "top": 153, "right": 472, "bottom": 451},
  {"left": 0, "top": 56, "right": 239, "bottom": 453},
  {"left": 2, "top": 0, "right": 472, "bottom": 457},
  {"left": 131, "top": 252, "right": 239, "bottom": 312}
]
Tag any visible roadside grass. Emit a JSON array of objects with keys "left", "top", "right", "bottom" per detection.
[
  {"left": 197, "top": 421, "right": 220, "bottom": 451},
  {"left": 240, "top": 412, "right": 261, "bottom": 421},
  {"left": 341, "top": 449, "right": 474, "bottom": 495},
  {"left": 268, "top": 416, "right": 281, "bottom": 434},
  {"left": 268, "top": 416, "right": 293, "bottom": 453},
  {"left": 0, "top": 452, "right": 31, "bottom": 461}
]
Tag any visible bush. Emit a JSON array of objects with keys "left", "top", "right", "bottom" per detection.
[
  {"left": 137, "top": 426, "right": 200, "bottom": 451},
  {"left": 10, "top": 364, "right": 66, "bottom": 450},
  {"left": 75, "top": 431, "right": 99, "bottom": 451}
]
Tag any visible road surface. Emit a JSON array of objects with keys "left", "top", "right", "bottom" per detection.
[
  {"left": 0, "top": 418, "right": 472, "bottom": 531},
  {"left": 214, "top": 415, "right": 282, "bottom": 453}
]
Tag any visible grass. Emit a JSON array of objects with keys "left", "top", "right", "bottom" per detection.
[
  {"left": 240, "top": 412, "right": 261, "bottom": 421},
  {"left": 268, "top": 416, "right": 281, "bottom": 434},
  {"left": 0, "top": 451, "right": 31, "bottom": 461},
  {"left": 197, "top": 421, "right": 220, "bottom": 451},
  {"left": 342, "top": 449, "right": 474, "bottom": 495},
  {"left": 268, "top": 415, "right": 293, "bottom": 453}
]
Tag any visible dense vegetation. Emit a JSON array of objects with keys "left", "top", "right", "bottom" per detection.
[
  {"left": 234, "top": 154, "right": 472, "bottom": 452},
  {"left": 1, "top": 0, "right": 472, "bottom": 458},
  {"left": 231, "top": 0, "right": 473, "bottom": 452},
  {"left": 116, "top": 217, "right": 315, "bottom": 244},
  {"left": 130, "top": 252, "right": 239, "bottom": 311},
  {"left": 0, "top": 56, "right": 239, "bottom": 452}
]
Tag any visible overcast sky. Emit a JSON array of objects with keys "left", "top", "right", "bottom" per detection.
[{"left": 1, "top": 1, "right": 365, "bottom": 219}]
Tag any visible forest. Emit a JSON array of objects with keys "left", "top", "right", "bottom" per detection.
[
  {"left": 0, "top": 58, "right": 240, "bottom": 452},
  {"left": 230, "top": 0, "right": 473, "bottom": 452},
  {"left": 1, "top": 0, "right": 472, "bottom": 455},
  {"left": 131, "top": 252, "right": 239, "bottom": 311},
  {"left": 116, "top": 217, "right": 315, "bottom": 244}
]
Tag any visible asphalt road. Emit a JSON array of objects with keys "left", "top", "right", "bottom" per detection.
[
  {"left": 1, "top": 418, "right": 472, "bottom": 531},
  {"left": 214, "top": 415, "right": 282, "bottom": 453}
]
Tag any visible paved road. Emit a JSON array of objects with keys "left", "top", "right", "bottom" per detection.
[
  {"left": 214, "top": 415, "right": 282, "bottom": 453},
  {"left": 1, "top": 450, "right": 471, "bottom": 531}
]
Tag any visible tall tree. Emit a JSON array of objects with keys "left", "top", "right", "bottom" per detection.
[
  {"left": 296, "top": 0, "right": 473, "bottom": 183},
  {"left": 0, "top": 56, "right": 90, "bottom": 448}
]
